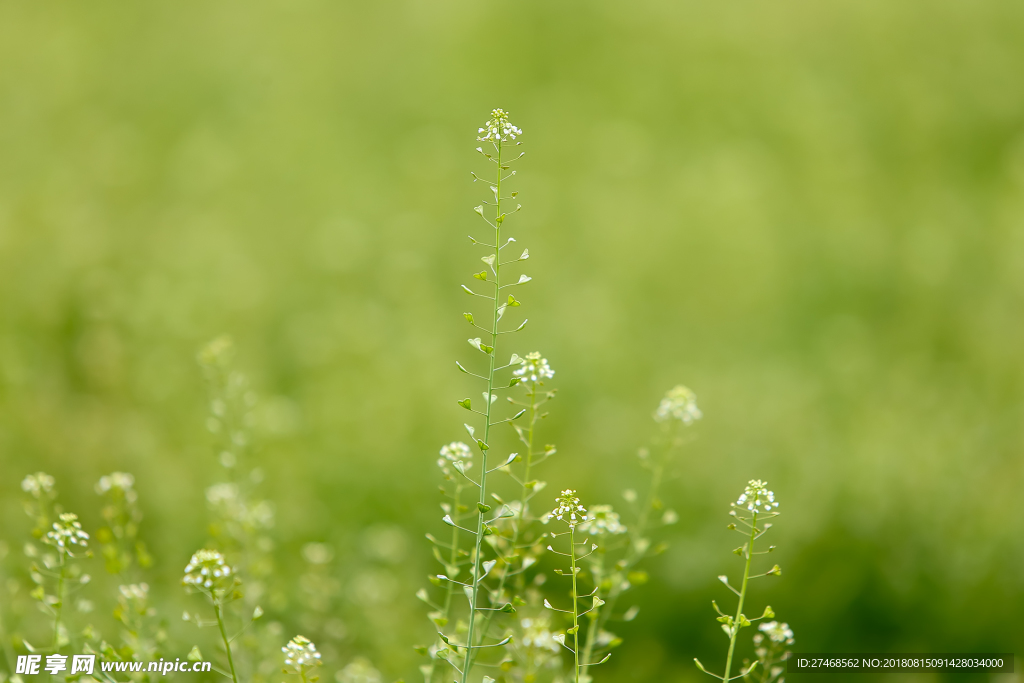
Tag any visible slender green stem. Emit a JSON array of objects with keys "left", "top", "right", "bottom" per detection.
[
  {"left": 724, "top": 512, "right": 758, "bottom": 682},
  {"left": 470, "top": 384, "right": 540, "bottom": 661},
  {"left": 578, "top": 553, "right": 603, "bottom": 676},
  {"left": 52, "top": 551, "right": 66, "bottom": 649},
  {"left": 570, "top": 527, "right": 580, "bottom": 683},
  {"left": 213, "top": 601, "right": 239, "bottom": 683},
  {"left": 461, "top": 139, "right": 503, "bottom": 683}
]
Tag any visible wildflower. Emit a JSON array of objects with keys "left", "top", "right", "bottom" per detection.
[
  {"left": 549, "top": 490, "right": 587, "bottom": 528},
  {"left": 206, "top": 483, "right": 274, "bottom": 528},
  {"left": 732, "top": 480, "right": 779, "bottom": 514},
  {"left": 282, "top": 635, "right": 322, "bottom": 673},
  {"left": 95, "top": 472, "right": 135, "bottom": 494},
  {"left": 654, "top": 385, "right": 702, "bottom": 424},
  {"left": 182, "top": 549, "right": 233, "bottom": 591},
  {"left": 119, "top": 583, "right": 149, "bottom": 601},
  {"left": 437, "top": 441, "right": 473, "bottom": 477},
  {"left": 45, "top": 513, "right": 89, "bottom": 550},
  {"left": 520, "top": 617, "right": 560, "bottom": 654},
  {"left": 758, "top": 621, "right": 795, "bottom": 645},
  {"left": 477, "top": 108, "right": 522, "bottom": 143},
  {"left": 578, "top": 505, "right": 627, "bottom": 535},
  {"left": 513, "top": 351, "right": 554, "bottom": 383},
  {"left": 21, "top": 472, "right": 56, "bottom": 498}
]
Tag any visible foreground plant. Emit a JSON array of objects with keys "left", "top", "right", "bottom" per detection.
[
  {"left": 19, "top": 474, "right": 93, "bottom": 654},
  {"left": 424, "top": 108, "right": 531, "bottom": 683},
  {"left": 542, "top": 491, "right": 607, "bottom": 683},
  {"left": 282, "top": 635, "right": 323, "bottom": 683},
  {"left": 182, "top": 549, "right": 248, "bottom": 683},
  {"left": 742, "top": 621, "right": 794, "bottom": 683},
  {"left": 695, "top": 480, "right": 782, "bottom": 682}
]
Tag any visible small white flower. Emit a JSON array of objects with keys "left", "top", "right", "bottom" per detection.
[
  {"left": 182, "top": 549, "right": 233, "bottom": 591},
  {"left": 21, "top": 472, "right": 56, "bottom": 499},
  {"left": 731, "top": 480, "right": 779, "bottom": 514},
  {"left": 437, "top": 441, "right": 473, "bottom": 477},
  {"left": 513, "top": 352, "right": 554, "bottom": 382},
  {"left": 282, "top": 635, "right": 322, "bottom": 673},
  {"left": 95, "top": 472, "right": 135, "bottom": 495},
  {"left": 520, "top": 617, "right": 560, "bottom": 654},
  {"left": 45, "top": 513, "right": 89, "bottom": 551},
  {"left": 578, "top": 505, "right": 627, "bottom": 535},
  {"left": 477, "top": 108, "right": 523, "bottom": 143},
  {"left": 119, "top": 583, "right": 149, "bottom": 601},
  {"left": 549, "top": 490, "right": 588, "bottom": 529},
  {"left": 759, "top": 620, "right": 795, "bottom": 645},
  {"left": 654, "top": 385, "right": 702, "bottom": 424}
]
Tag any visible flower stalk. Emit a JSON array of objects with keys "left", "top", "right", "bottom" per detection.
[{"left": 695, "top": 480, "right": 782, "bottom": 682}]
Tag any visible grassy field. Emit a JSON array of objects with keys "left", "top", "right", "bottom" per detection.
[{"left": 1, "top": 0, "right": 1023, "bottom": 681}]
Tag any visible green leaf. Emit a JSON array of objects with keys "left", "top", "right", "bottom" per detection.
[
  {"left": 463, "top": 312, "right": 474, "bottom": 324},
  {"left": 507, "top": 294, "right": 520, "bottom": 307},
  {"left": 187, "top": 646, "right": 203, "bottom": 662},
  {"left": 477, "top": 503, "right": 492, "bottom": 513},
  {"left": 457, "top": 398, "right": 472, "bottom": 410},
  {"left": 474, "top": 271, "right": 488, "bottom": 280}
]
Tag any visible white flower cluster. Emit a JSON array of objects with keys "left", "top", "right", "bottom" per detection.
[
  {"left": 119, "top": 583, "right": 149, "bottom": 601},
  {"left": 437, "top": 441, "right": 473, "bottom": 477},
  {"left": 514, "top": 352, "right": 554, "bottom": 383},
  {"left": 95, "top": 472, "right": 135, "bottom": 495},
  {"left": 21, "top": 472, "right": 56, "bottom": 498},
  {"left": 758, "top": 620, "right": 794, "bottom": 645},
  {"left": 654, "top": 385, "right": 703, "bottom": 424},
  {"left": 206, "top": 483, "right": 274, "bottom": 528},
  {"left": 578, "top": 505, "right": 627, "bottom": 536},
  {"left": 46, "top": 513, "right": 89, "bottom": 550},
  {"left": 477, "top": 108, "right": 522, "bottom": 143},
  {"left": 549, "top": 490, "right": 587, "bottom": 528},
  {"left": 439, "top": 441, "right": 472, "bottom": 466},
  {"left": 520, "top": 617, "right": 560, "bottom": 654},
  {"left": 282, "top": 635, "right": 322, "bottom": 672},
  {"left": 733, "top": 480, "right": 779, "bottom": 514},
  {"left": 182, "top": 549, "right": 233, "bottom": 591}
]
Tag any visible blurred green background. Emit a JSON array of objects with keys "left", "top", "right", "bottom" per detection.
[{"left": 2, "top": 0, "right": 1024, "bottom": 680}]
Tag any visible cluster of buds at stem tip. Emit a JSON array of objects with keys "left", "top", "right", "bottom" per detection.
[
  {"left": 477, "top": 108, "right": 522, "bottom": 143},
  {"left": 548, "top": 490, "right": 588, "bottom": 528},
  {"left": 182, "top": 549, "right": 234, "bottom": 592},
  {"left": 654, "top": 385, "right": 702, "bottom": 425},
  {"left": 514, "top": 352, "right": 554, "bottom": 383},
  {"left": 45, "top": 513, "right": 89, "bottom": 551},
  {"left": 732, "top": 480, "right": 779, "bottom": 515},
  {"left": 282, "top": 635, "right": 322, "bottom": 677}
]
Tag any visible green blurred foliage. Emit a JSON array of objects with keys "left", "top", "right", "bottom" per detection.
[{"left": 1, "top": 0, "right": 1023, "bottom": 680}]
